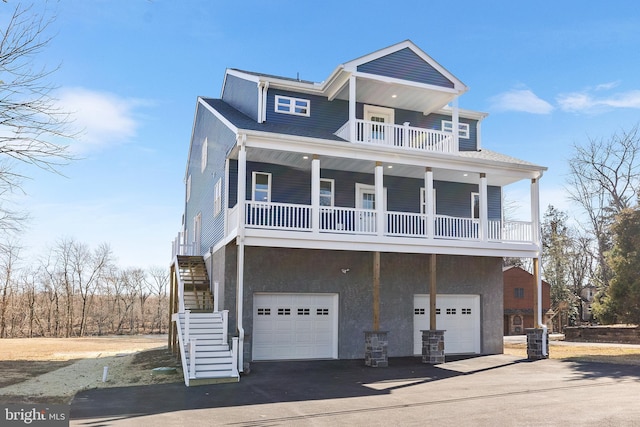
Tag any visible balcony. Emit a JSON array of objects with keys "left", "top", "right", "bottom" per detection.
[
  {"left": 335, "top": 120, "right": 456, "bottom": 154},
  {"left": 241, "top": 201, "right": 533, "bottom": 244}
]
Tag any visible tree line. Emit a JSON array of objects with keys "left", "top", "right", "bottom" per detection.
[{"left": 0, "top": 239, "right": 169, "bottom": 338}]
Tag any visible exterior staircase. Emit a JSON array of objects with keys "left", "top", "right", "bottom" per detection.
[{"left": 171, "top": 255, "right": 239, "bottom": 386}]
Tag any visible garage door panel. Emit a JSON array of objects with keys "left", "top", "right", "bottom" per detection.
[{"left": 253, "top": 293, "right": 338, "bottom": 361}]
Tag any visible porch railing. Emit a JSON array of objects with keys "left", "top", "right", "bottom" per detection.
[
  {"left": 239, "top": 202, "right": 534, "bottom": 244},
  {"left": 335, "top": 120, "right": 456, "bottom": 154}
]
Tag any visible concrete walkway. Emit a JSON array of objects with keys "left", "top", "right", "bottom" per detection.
[{"left": 70, "top": 354, "right": 640, "bottom": 426}]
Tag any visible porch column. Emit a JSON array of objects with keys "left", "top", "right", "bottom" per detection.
[
  {"left": 375, "top": 161, "right": 384, "bottom": 236},
  {"left": 452, "top": 97, "right": 460, "bottom": 150},
  {"left": 425, "top": 167, "right": 434, "bottom": 239},
  {"left": 423, "top": 253, "right": 445, "bottom": 364},
  {"left": 531, "top": 178, "right": 541, "bottom": 246},
  {"left": 479, "top": 173, "right": 488, "bottom": 241},
  {"left": 236, "top": 136, "right": 247, "bottom": 372},
  {"left": 311, "top": 155, "right": 320, "bottom": 233},
  {"left": 349, "top": 75, "right": 356, "bottom": 142}
]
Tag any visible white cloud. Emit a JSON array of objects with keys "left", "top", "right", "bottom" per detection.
[
  {"left": 557, "top": 85, "right": 640, "bottom": 113},
  {"left": 489, "top": 89, "right": 554, "bottom": 114},
  {"left": 57, "top": 87, "right": 147, "bottom": 152}
]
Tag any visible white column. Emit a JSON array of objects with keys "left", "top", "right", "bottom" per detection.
[
  {"left": 237, "top": 137, "right": 247, "bottom": 229},
  {"left": 452, "top": 97, "right": 460, "bottom": 151},
  {"left": 349, "top": 75, "right": 356, "bottom": 142},
  {"left": 311, "top": 155, "right": 320, "bottom": 233},
  {"left": 236, "top": 136, "right": 247, "bottom": 372},
  {"left": 479, "top": 173, "right": 488, "bottom": 241},
  {"left": 531, "top": 177, "right": 541, "bottom": 246},
  {"left": 375, "top": 162, "right": 384, "bottom": 236},
  {"left": 425, "top": 167, "right": 434, "bottom": 239}
]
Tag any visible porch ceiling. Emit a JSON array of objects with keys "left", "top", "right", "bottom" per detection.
[{"left": 244, "top": 147, "right": 526, "bottom": 187}]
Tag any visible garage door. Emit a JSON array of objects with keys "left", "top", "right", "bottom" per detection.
[
  {"left": 253, "top": 293, "right": 339, "bottom": 361},
  {"left": 413, "top": 294, "right": 480, "bottom": 355}
]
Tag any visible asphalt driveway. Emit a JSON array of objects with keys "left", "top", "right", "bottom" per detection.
[{"left": 70, "top": 355, "right": 640, "bottom": 426}]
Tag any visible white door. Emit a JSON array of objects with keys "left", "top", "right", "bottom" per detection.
[
  {"left": 253, "top": 293, "right": 338, "bottom": 361},
  {"left": 364, "top": 105, "right": 395, "bottom": 145},
  {"left": 356, "top": 184, "right": 376, "bottom": 233},
  {"left": 413, "top": 294, "right": 481, "bottom": 355}
]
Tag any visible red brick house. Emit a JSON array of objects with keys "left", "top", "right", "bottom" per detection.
[{"left": 503, "top": 266, "right": 551, "bottom": 335}]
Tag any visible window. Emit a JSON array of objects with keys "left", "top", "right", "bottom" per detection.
[
  {"left": 514, "top": 288, "right": 525, "bottom": 299},
  {"left": 186, "top": 174, "right": 192, "bottom": 202},
  {"left": 414, "top": 308, "right": 425, "bottom": 315},
  {"left": 317, "top": 308, "right": 329, "bottom": 316},
  {"left": 201, "top": 137, "right": 208, "bottom": 173},
  {"left": 471, "top": 192, "right": 480, "bottom": 219},
  {"left": 252, "top": 172, "right": 271, "bottom": 202},
  {"left": 420, "top": 188, "right": 436, "bottom": 214},
  {"left": 257, "top": 308, "right": 271, "bottom": 315},
  {"left": 297, "top": 308, "right": 310, "bottom": 316},
  {"left": 320, "top": 178, "right": 334, "bottom": 206},
  {"left": 214, "top": 178, "right": 222, "bottom": 216},
  {"left": 277, "top": 308, "right": 291, "bottom": 315},
  {"left": 442, "top": 120, "right": 470, "bottom": 139},
  {"left": 275, "top": 95, "right": 310, "bottom": 117}
]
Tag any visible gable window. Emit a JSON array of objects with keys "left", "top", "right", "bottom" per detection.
[
  {"left": 275, "top": 95, "right": 310, "bottom": 117},
  {"left": 514, "top": 288, "right": 525, "bottom": 299},
  {"left": 252, "top": 172, "right": 271, "bottom": 202},
  {"left": 320, "top": 178, "right": 334, "bottom": 206},
  {"left": 214, "top": 178, "right": 222, "bottom": 216},
  {"left": 442, "top": 120, "right": 470, "bottom": 139},
  {"left": 420, "top": 188, "right": 437, "bottom": 215},
  {"left": 201, "top": 137, "right": 208, "bottom": 173},
  {"left": 471, "top": 192, "right": 480, "bottom": 219}
]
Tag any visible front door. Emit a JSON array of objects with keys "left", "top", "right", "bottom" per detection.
[
  {"left": 364, "top": 105, "right": 395, "bottom": 145},
  {"left": 355, "top": 184, "right": 386, "bottom": 233}
]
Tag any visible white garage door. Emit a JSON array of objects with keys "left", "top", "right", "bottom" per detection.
[
  {"left": 413, "top": 294, "right": 480, "bottom": 355},
  {"left": 253, "top": 293, "right": 339, "bottom": 361}
]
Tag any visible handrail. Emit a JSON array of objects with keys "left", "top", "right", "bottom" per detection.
[{"left": 171, "top": 312, "right": 191, "bottom": 386}]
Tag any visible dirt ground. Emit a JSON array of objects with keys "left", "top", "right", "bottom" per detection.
[
  {"left": 2, "top": 335, "right": 640, "bottom": 405},
  {"left": 0, "top": 335, "right": 182, "bottom": 404}
]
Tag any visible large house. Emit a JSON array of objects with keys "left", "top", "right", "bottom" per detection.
[
  {"left": 503, "top": 266, "right": 551, "bottom": 335},
  {"left": 169, "top": 40, "right": 547, "bottom": 385}
]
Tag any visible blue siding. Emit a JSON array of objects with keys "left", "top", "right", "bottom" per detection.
[
  {"left": 222, "top": 74, "right": 259, "bottom": 121},
  {"left": 265, "top": 89, "right": 349, "bottom": 132},
  {"left": 228, "top": 163, "right": 501, "bottom": 219},
  {"left": 185, "top": 103, "right": 237, "bottom": 254},
  {"left": 357, "top": 48, "right": 454, "bottom": 88}
]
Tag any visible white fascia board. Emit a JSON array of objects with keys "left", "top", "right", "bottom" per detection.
[
  {"left": 436, "top": 106, "right": 489, "bottom": 121},
  {"left": 183, "top": 99, "right": 205, "bottom": 181},
  {"left": 198, "top": 97, "right": 239, "bottom": 134},
  {"left": 351, "top": 71, "right": 461, "bottom": 95}
]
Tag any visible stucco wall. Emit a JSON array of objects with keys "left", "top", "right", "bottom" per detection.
[{"left": 215, "top": 244, "right": 504, "bottom": 361}]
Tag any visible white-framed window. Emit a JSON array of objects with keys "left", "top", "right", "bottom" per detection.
[
  {"left": 471, "top": 192, "right": 480, "bottom": 219},
  {"left": 201, "top": 137, "right": 208, "bottom": 173},
  {"left": 320, "top": 178, "right": 334, "bottom": 206},
  {"left": 186, "top": 174, "right": 192, "bottom": 202},
  {"left": 442, "top": 120, "right": 470, "bottom": 139},
  {"left": 214, "top": 178, "right": 222, "bottom": 216},
  {"left": 420, "top": 188, "right": 437, "bottom": 214},
  {"left": 275, "top": 95, "right": 310, "bottom": 117},
  {"left": 252, "top": 172, "right": 272, "bottom": 202}
]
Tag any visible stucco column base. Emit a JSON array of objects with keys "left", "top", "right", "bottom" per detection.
[
  {"left": 526, "top": 328, "right": 549, "bottom": 360},
  {"left": 364, "top": 331, "right": 388, "bottom": 367},
  {"left": 422, "top": 329, "right": 445, "bottom": 364}
]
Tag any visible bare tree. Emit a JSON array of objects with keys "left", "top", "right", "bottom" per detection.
[
  {"left": 566, "top": 125, "right": 640, "bottom": 292},
  {"left": 0, "top": 3, "right": 76, "bottom": 233},
  {"left": 0, "top": 243, "right": 20, "bottom": 337},
  {"left": 148, "top": 266, "right": 169, "bottom": 333}
]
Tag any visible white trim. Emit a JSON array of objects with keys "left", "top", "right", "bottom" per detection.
[
  {"left": 252, "top": 171, "right": 272, "bottom": 202},
  {"left": 201, "top": 137, "right": 208, "bottom": 173},
  {"left": 442, "top": 120, "right": 470, "bottom": 139},
  {"left": 471, "top": 192, "right": 480, "bottom": 219},
  {"left": 355, "top": 183, "right": 387, "bottom": 210},
  {"left": 320, "top": 178, "right": 335, "bottom": 206},
  {"left": 420, "top": 188, "right": 436, "bottom": 215},
  {"left": 214, "top": 178, "right": 222, "bottom": 216},
  {"left": 198, "top": 97, "right": 238, "bottom": 133},
  {"left": 186, "top": 174, "right": 192, "bottom": 203}
]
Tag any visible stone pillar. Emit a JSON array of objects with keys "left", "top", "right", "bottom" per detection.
[
  {"left": 364, "top": 331, "right": 388, "bottom": 367},
  {"left": 526, "top": 328, "right": 549, "bottom": 360},
  {"left": 422, "top": 330, "right": 445, "bottom": 364}
]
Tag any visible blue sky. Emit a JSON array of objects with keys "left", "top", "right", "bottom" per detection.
[{"left": 5, "top": 0, "right": 640, "bottom": 268}]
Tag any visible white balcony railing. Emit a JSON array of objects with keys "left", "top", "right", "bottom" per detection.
[
  {"left": 335, "top": 120, "right": 456, "bottom": 154},
  {"left": 236, "top": 202, "right": 534, "bottom": 244}
]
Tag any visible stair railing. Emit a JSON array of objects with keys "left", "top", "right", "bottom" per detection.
[
  {"left": 222, "top": 310, "right": 229, "bottom": 344},
  {"left": 213, "top": 281, "right": 220, "bottom": 312},
  {"left": 188, "top": 338, "right": 197, "bottom": 380},
  {"left": 231, "top": 337, "right": 239, "bottom": 375}
]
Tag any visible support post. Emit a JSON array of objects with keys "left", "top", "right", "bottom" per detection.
[
  {"left": 349, "top": 75, "right": 356, "bottom": 142},
  {"left": 373, "top": 251, "right": 380, "bottom": 330},
  {"left": 479, "top": 173, "right": 488, "bottom": 241},
  {"left": 425, "top": 167, "right": 434, "bottom": 239},
  {"left": 429, "top": 253, "right": 437, "bottom": 330},
  {"left": 375, "top": 162, "right": 384, "bottom": 235},
  {"left": 311, "top": 155, "right": 320, "bottom": 233}
]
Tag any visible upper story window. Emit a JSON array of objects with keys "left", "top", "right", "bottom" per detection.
[
  {"left": 214, "top": 178, "right": 222, "bottom": 216},
  {"left": 514, "top": 288, "right": 525, "bottom": 299},
  {"left": 275, "top": 95, "right": 310, "bottom": 117},
  {"left": 320, "top": 178, "right": 334, "bottom": 206},
  {"left": 442, "top": 120, "right": 470, "bottom": 139},
  {"left": 252, "top": 172, "right": 271, "bottom": 202},
  {"left": 201, "top": 137, "right": 208, "bottom": 173},
  {"left": 472, "top": 192, "right": 480, "bottom": 219}
]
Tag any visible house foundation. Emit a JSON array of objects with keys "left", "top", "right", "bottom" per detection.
[
  {"left": 422, "top": 329, "right": 445, "bottom": 364},
  {"left": 364, "top": 331, "right": 388, "bottom": 367}
]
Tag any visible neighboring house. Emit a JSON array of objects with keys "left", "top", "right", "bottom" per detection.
[
  {"left": 169, "top": 40, "right": 547, "bottom": 384},
  {"left": 580, "top": 284, "right": 597, "bottom": 322},
  {"left": 503, "top": 266, "right": 551, "bottom": 335}
]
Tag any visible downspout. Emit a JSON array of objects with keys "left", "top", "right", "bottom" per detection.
[{"left": 236, "top": 134, "right": 247, "bottom": 371}]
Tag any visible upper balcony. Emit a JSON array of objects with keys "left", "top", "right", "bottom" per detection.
[{"left": 335, "top": 119, "right": 457, "bottom": 155}]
